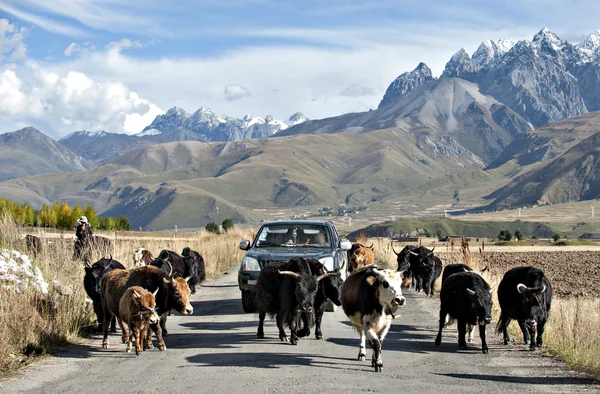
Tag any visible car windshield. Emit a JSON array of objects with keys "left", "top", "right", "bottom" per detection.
[{"left": 255, "top": 224, "right": 330, "bottom": 248}]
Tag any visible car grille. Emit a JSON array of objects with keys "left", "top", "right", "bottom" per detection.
[{"left": 259, "top": 260, "right": 288, "bottom": 268}]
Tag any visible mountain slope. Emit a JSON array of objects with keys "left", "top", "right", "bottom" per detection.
[
  {"left": 279, "top": 78, "right": 532, "bottom": 164},
  {"left": 0, "top": 127, "right": 93, "bottom": 182},
  {"left": 0, "top": 128, "right": 502, "bottom": 229}
]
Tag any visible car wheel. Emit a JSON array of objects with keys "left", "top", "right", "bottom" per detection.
[{"left": 241, "top": 290, "right": 257, "bottom": 313}]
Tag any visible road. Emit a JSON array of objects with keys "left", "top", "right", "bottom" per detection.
[{"left": 2, "top": 267, "right": 597, "bottom": 394}]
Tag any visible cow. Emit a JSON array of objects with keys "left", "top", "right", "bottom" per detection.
[
  {"left": 347, "top": 243, "right": 373, "bottom": 273},
  {"left": 181, "top": 247, "right": 206, "bottom": 293},
  {"left": 119, "top": 286, "right": 160, "bottom": 355},
  {"left": 133, "top": 248, "right": 154, "bottom": 267},
  {"left": 441, "top": 264, "right": 490, "bottom": 342},
  {"left": 407, "top": 246, "right": 442, "bottom": 297},
  {"left": 83, "top": 256, "right": 126, "bottom": 332},
  {"left": 391, "top": 244, "right": 417, "bottom": 288},
  {"left": 101, "top": 265, "right": 193, "bottom": 350},
  {"left": 25, "top": 235, "right": 42, "bottom": 257},
  {"left": 341, "top": 265, "right": 406, "bottom": 372},
  {"left": 350, "top": 246, "right": 375, "bottom": 271},
  {"left": 151, "top": 250, "right": 201, "bottom": 293},
  {"left": 255, "top": 257, "right": 337, "bottom": 345},
  {"left": 435, "top": 272, "right": 494, "bottom": 353},
  {"left": 497, "top": 266, "right": 552, "bottom": 350}
]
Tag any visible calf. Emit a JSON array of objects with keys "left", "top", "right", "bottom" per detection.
[
  {"left": 119, "top": 286, "right": 160, "bottom": 355},
  {"left": 101, "top": 265, "right": 193, "bottom": 349},
  {"left": 25, "top": 235, "right": 42, "bottom": 257},
  {"left": 497, "top": 266, "right": 552, "bottom": 350},
  {"left": 83, "top": 256, "right": 125, "bottom": 332},
  {"left": 350, "top": 246, "right": 375, "bottom": 271},
  {"left": 435, "top": 272, "right": 494, "bottom": 353},
  {"left": 181, "top": 247, "right": 206, "bottom": 293},
  {"left": 407, "top": 247, "right": 441, "bottom": 296},
  {"left": 341, "top": 265, "right": 406, "bottom": 372},
  {"left": 133, "top": 248, "right": 154, "bottom": 267},
  {"left": 306, "top": 259, "right": 345, "bottom": 340},
  {"left": 255, "top": 257, "right": 336, "bottom": 345}
]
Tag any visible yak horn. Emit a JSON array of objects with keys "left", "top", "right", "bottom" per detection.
[
  {"left": 133, "top": 290, "right": 141, "bottom": 298},
  {"left": 316, "top": 272, "right": 339, "bottom": 282},
  {"left": 391, "top": 243, "right": 400, "bottom": 256},
  {"left": 466, "top": 288, "right": 476, "bottom": 296},
  {"left": 152, "top": 288, "right": 159, "bottom": 297},
  {"left": 516, "top": 283, "right": 527, "bottom": 294},
  {"left": 338, "top": 256, "right": 346, "bottom": 272},
  {"left": 368, "top": 243, "right": 374, "bottom": 249},
  {"left": 541, "top": 284, "right": 546, "bottom": 293},
  {"left": 489, "top": 285, "right": 497, "bottom": 294},
  {"left": 278, "top": 270, "right": 301, "bottom": 279},
  {"left": 479, "top": 266, "right": 489, "bottom": 275},
  {"left": 185, "top": 275, "right": 194, "bottom": 283},
  {"left": 425, "top": 247, "right": 435, "bottom": 257},
  {"left": 165, "top": 260, "right": 173, "bottom": 277},
  {"left": 408, "top": 250, "right": 419, "bottom": 256}
]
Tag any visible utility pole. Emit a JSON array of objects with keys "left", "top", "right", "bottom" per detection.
[
  {"left": 592, "top": 206, "right": 595, "bottom": 218},
  {"left": 348, "top": 217, "right": 352, "bottom": 227},
  {"left": 443, "top": 209, "right": 447, "bottom": 218},
  {"left": 518, "top": 207, "right": 521, "bottom": 218},
  {"left": 139, "top": 226, "right": 142, "bottom": 232},
  {"left": 174, "top": 224, "right": 178, "bottom": 233}
]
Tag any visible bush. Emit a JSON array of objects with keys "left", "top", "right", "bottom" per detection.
[
  {"left": 436, "top": 229, "right": 443, "bottom": 238},
  {"left": 222, "top": 218, "right": 235, "bottom": 232},
  {"left": 498, "top": 229, "right": 512, "bottom": 241},
  {"left": 515, "top": 230, "right": 524, "bottom": 241},
  {"left": 425, "top": 231, "right": 433, "bottom": 238},
  {"left": 553, "top": 233, "right": 562, "bottom": 242},
  {"left": 205, "top": 222, "right": 220, "bottom": 234}
]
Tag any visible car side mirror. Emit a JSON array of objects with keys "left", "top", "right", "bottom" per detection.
[
  {"left": 339, "top": 240, "right": 352, "bottom": 251},
  {"left": 239, "top": 240, "right": 251, "bottom": 251}
]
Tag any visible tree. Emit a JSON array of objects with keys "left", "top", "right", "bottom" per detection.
[
  {"left": 553, "top": 233, "right": 562, "bottom": 242},
  {"left": 436, "top": 229, "right": 443, "bottom": 239},
  {"left": 515, "top": 230, "right": 524, "bottom": 241},
  {"left": 498, "top": 229, "right": 512, "bottom": 241},
  {"left": 205, "top": 222, "right": 220, "bottom": 234},
  {"left": 56, "top": 202, "right": 72, "bottom": 229},
  {"left": 222, "top": 218, "right": 234, "bottom": 232},
  {"left": 98, "top": 217, "right": 115, "bottom": 230},
  {"left": 426, "top": 231, "right": 434, "bottom": 238},
  {"left": 83, "top": 205, "right": 99, "bottom": 229},
  {"left": 71, "top": 204, "right": 84, "bottom": 226},
  {"left": 37, "top": 204, "right": 57, "bottom": 228},
  {"left": 115, "top": 216, "right": 131, "bottom": 231}
]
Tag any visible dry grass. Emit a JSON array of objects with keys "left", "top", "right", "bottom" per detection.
[
  {"left": 0, "top": 217, "right": 251, "bottom": 375},
  {"left": 366, "top": 236, "right": 600, "bottom": 379}
]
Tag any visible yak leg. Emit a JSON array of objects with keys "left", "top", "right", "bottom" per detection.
[
  {"left": 101, "top": 304, "right": 112, "bottom": 349},
  {"left": 517, "top": 319, "right": 531, "bottom": 345},
  {"left": 363, "top": 318, "right": 383, "bottom": 372},
  {"left": 160, "top": 313, "right": 168, "bottom": 336},
  {"left": 150, "top": 322, "right": 166, "bottom": 350},
  {"left": 536, "top": 317, "right": 547, "bottom": 348},
  {"left": 139, "top": 327, "right": 146, "bottom": 353},
  {"left": 296, "top": 312, "right": 311, "bottom": 338},
  {"left": 117, "top": 318, "right": 128, "bottom": 343},
  {"left": 498, "top": 314, "right": 511, "bottom": 345},
  {"left": 467, "top": 324, "right": 474, "bottom": 342},
  {"left": 144, "top": 326, "right": 154, "bottom": 349},
  {"left": 257, "top": 312, "right": 266, "bottom": 339},
  {"left": 126, "top": 326, "right": 133, "bottom": 353},
  {"left": 314, "top": 308, "right": 324, "bottom": 340},
  {"left": 289, "top": 312, "right": 300, "bottom": 346},
  {"left": 134, "top": 327, "right": 143, "bottom": 356},
  {"left": 435, "top": 309, "right": 446, "bottom": 347},
  {"left": 458, "top": 319, "right": 468, "bottom": 350},
  {"left": 479, "top": 324, "right": 488, "bottom": 354},
  {"left": 357, "top": 328, "right": 367, "bottom": 361},
  {"left": 276, "top": 313, "right": 288, "bottom": 342},
  {"left": 110, "top": 316, "right": 118, "bottom": 333}
]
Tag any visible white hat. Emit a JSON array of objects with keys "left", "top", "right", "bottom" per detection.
[{"left": 79, "top": 216, "right": 88, "bottom": 223}]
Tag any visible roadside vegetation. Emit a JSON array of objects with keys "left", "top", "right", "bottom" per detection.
[{"left": 0, "top": 214, "right": 250, "bottom": 376}]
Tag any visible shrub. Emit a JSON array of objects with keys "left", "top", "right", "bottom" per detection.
[
  {"left": 553, "top": 233, "right": 562, "bottom": 242},
  {"left": 498, "top": 229, "right": 512, "bottom": 241},
  {"left": 222, "top": 218, "right": 235, "bottom": 232},
  {"left": 436, "top": 229, "right": 443, "bottom": 238},
  {"left": 205, "top": 222, "right": 220, "bottom": 234},
  {"left": 515, "top": 230, "right": 524, "bottom": 241}
]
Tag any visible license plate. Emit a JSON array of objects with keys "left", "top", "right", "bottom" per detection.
[{"left": 247, "top": 280, "right": 257, "bottom": 285}]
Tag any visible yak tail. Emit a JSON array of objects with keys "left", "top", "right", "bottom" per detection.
[{"left": 496, "top": 315, "right": 512, "bottom": 335}]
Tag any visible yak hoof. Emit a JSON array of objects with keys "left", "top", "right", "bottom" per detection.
[
  {"left": 290, "top": 337, "right": 298, "bottom": 346},
  {"left": 110, "top": 326, "right": 117, "bottom": 333},
  {"left": 315, "top": 333, "right": 323, "bottom": 340},
  {"left": 482, "top": 347, "right": 489, "bottom": 354},
  {"left": 503, "top": 339, "right": 509, "bottom": 345},
  {"left": 358, "top": 354, "right": 366, "bottom": 361},
  {"left": 525, "top": 339, "right": 530, "bottom": 345},
  {"left": 257, "top": 332, "right": 265, "bottom": 339},
  {"left": 159, "top": 345, "right": 166, "bottom": 351},
  {"left": 434, "top": 336, "right": 441, "bottom": 347},
  {"left": 126, "top": 348, "right": 131, "bottom": 353},
  {"left": 373, "top": 363, "right": 383, "bottom": 372},
  {"left": 121, "top": 337, "right": 128, "bottom": 344},
  {"left": 145, "top": 343, "right": 154, "bottom": 350},
  {"left": 279, "top": 335, "right": 288, "bottom": 342},
  {"left": 102, "top": 343, "right": 108, "bottom": 349},
  {"left": 459, "top": 344, "right": 468, "bottom": 350}
]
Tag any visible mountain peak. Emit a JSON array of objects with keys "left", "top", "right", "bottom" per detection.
[
  {"left": 378, "top": 62, "right": 434, "bottom": 108},
  {"left": 472, "top": 39, "right": 516, "bottom": 67},
  {"left": 165, "top": 106, "right": 190, "bottom": 118},
  {"left": 441, "top": 48, "right": 475, "bottom": 79},
  {"left": 288, "top": 112, "right": 307, "bottom": 126}
]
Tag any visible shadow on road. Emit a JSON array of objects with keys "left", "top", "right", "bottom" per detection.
[
  {"left": 192, "top": 298, "right": 243, "bottom": 316},
  {"left": 437, "top": 373, "right": 598, "bottom": 386}
]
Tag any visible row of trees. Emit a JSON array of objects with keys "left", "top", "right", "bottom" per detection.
[
  {"left": 205, "top": 218, "right": 235, "bottom": 234},
  {"left": 0, "top": 198, "right": 130, "bottom": 230}
]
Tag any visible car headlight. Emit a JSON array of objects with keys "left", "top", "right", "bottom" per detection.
[
  {"left": 319, "top": 257, "right": 335, "bottom": 271},
  {"left": 241, "top": 256, "right": 260, "bottom": 271}
]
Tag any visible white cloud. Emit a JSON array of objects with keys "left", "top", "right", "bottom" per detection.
[
  {"left": 0, "top": 18, "right": 27, "bottom": 62},
  {"left": 0, "top": 3, "right": 88, "bottom": 37},
  {"left": 0, "top": 62, "right": 163, "bottom": 137},
  {"left": 223, "top": 84, "right": 251, "bottom": 101},
  {"left": 63, "top": 42, "right": 80, "bottom": 57}
]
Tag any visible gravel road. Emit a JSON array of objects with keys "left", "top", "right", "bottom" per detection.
[{"left": 1, "top": 267, "right": 597, "bottom": 394}]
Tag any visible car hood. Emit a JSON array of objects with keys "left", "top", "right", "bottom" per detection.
[{"left": 247, "top": 248, "right": 331, "bottom": 261}]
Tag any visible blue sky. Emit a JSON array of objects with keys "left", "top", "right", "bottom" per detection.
[{"left": 1, "top": 0, "right": 600, "bottom": 138}]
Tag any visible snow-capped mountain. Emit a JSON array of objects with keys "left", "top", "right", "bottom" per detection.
[
  {"left": 379, "top": 63, "right": 433, "bottom": 107},
  {"left": 59, "top": 108, "right": 307, "bottom": 163},
  {"left": 380, "top": 28, "right": 600, "bottom": 128},
  {"left": 138, "top": 107, "right": 306, "bottom": 141}
]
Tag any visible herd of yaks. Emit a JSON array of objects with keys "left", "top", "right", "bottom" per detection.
[{"left": 31, "top": 235, "right": 551, "bottom": 372}]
